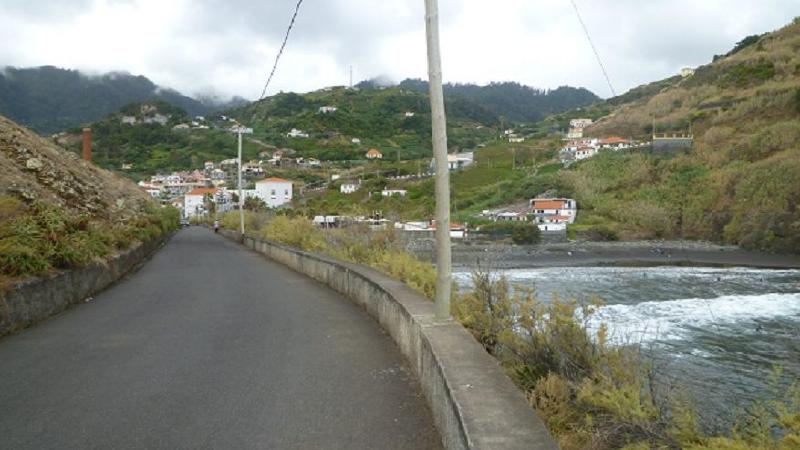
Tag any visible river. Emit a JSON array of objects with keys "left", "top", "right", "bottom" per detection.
[{"left": 453, "top": 266, "right": 800, "bottom": 430}]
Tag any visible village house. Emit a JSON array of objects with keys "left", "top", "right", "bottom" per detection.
[
  {"left": 286, "top": 128, "right": 309, "bottom": 138},
  {"left": 575, "top": 145, "right": 598, "bottom": 160},
  {"left": 530, "top": 198, "right": 577, "bottom": 231},
  {"left": 351, "top": 138, "right": 361, "bottom": 145},
  {"left": 567, "top": 118, "right": 593, "bottom": 139},
  {"left": 318, "top": 106, "right": 338, "bottom": 114},
  {"left": 242, "top": 161, "right": 264, "bottom": 176},
  {"left": 381, "top": 189, "right": 407, "bottom": 197},
  {"left": 509, "top": 136, "right": 525, "bottom": 143},
  {"left": 255, "top": 177, "right": 293, "bottom": 208},
  {"left": 120, "top": 116, "right": 137, "bottom": 125},
  {"left": 184, "top": 187, "right": 232, "bottom": 218},
  {"left": 340, "top": 182, "right": 360, "bottom": 194},
  {"left": 599, "top": 136, "right": 631, "bottom": 150},
  {"left": 404, "top": 112, "right": 415, "bottom": 118},
  {"left": 430, "top": 152, "right": 474, "bottom": 172},
  {"left": 366, "top": 149, "right": 383, "bottom": 160},
  {"left": 143, "top": 114, "right": 169, "bottom": 126}
]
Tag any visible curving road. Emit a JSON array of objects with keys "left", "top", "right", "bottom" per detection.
[{"left": 0, "top": 227, "right": 441, "bottom": 450}]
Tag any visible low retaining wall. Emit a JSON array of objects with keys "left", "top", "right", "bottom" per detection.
[
  {"left": 0, "top": 234, "right": 171, "bottom": 337},
  {"left": 219, "top": 229, "right": 557, "bottom": 450}
]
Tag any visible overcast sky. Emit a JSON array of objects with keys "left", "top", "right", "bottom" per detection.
[{"left": 1, "top": 0, "right": 797, "bottom": 100}]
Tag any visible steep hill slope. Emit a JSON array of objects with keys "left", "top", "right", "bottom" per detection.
[
  {"left": 558, "top": 19, "right": 800, "bottom": 252},
  {"left": 0, "top": 66, "right": 244, "bottom": 134},
  {"left": 230, "top": 86, "right": 499, "bottom": 160},
  {"left": 56, "top": 101, "right": 256, "bottom": 178},
  {"left": 0, "top": 115, "right": 177, "bottom": 280}
]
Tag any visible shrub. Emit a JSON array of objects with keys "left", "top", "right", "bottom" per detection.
[
  {"left": 0, "top": 200, "right": 178, "bottom": 279},
  {"left": 259, "top": 216, "right": 325, "bottom": 252},
  {"left": 511, "top": 224, "right": 541, "bottom": 245},
  {"left": 453, "top": 269, "right": 800, "bottom": 449}
]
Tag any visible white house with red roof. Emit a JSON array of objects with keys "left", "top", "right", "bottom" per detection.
[
  {"left": 366, "top": 148, "right": 383, "bottom": 160},
  {"left": 599, "top": 136, "right": 631, "bottom": 150},
  {"left": 530, "top": 198, "right": 577, "bottom": 231},
  {"left": 255, "top": 177, "right": 293, "bottom": 208}
]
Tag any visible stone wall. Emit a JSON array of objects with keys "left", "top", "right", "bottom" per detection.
[
  {"left": 0, "top": 234, "right": 171, "bottom": 337},
  {"left": 219, "top": 229, "right": 557, "bottom": 450}
]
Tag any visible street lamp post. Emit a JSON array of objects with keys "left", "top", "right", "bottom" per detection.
[
  {"left": 232, "top": 125, "right": 254, "bottom": 237},
  {"left": 424, "top": 0, "right": 452, "bottom": 320}
]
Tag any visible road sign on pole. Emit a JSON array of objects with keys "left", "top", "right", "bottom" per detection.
[{"left": 233, "top": 126, "right": 253, "bottom": 238}]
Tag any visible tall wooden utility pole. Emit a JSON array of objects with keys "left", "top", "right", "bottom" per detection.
[{"left": 424, "top": 0, "right": 452, "bottom": 319}]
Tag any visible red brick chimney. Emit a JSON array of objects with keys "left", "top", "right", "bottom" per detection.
[{"left": 82, "top": 128, "right": 92, "bottom": 162}]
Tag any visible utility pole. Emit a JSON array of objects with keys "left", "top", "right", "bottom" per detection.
[
  {"left": 233, "top": 125, "right": 253, "bottom": 237},
  {"left": 425, "top": 0, "right": 452, "bottom": 320}
]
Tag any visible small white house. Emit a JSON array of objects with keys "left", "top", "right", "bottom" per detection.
[
  {"left": 184, "top": 188, "right": 230, "bottom": 218},
  {"left": 340, "top": 182, "right": 360, "bottom": 194},
  {"left": 255, "top": 177, "right": 293, "bottom": 208},
  {"left": 509, "top": 137, "right": 525, "bottom": 143},
  {"left": 318, "top": 106, "right": 338, "bottom": 114},
  {"left": 286, "top": 128, "right": 309, "bottom": 138},
  {"left": 351, "top": 138, "right": 362, "bottom": 144},
  {"left": 404, "top": 112, "right": 415, "bottom": 118},
  {"left": 381, "top": 189, "right": 407, "bottom": 197},
  {"left": 574, "top": 146, "right": 598, "bottom": 160}
]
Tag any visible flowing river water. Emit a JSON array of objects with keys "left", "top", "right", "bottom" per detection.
[{"left": 453, "top": 266, "right": 800, "bottom": 429}]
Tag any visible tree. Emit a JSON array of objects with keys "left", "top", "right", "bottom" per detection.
[{"left": 244, "top": 196, "right": 268, "bottom": 212}]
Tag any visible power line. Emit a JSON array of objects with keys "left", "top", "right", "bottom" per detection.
[
  {"left": 569, "top": 0, "right": 616, "bottom": 97},
  {"left": 259, "top": 0, "right": 304, "bottom": 100}
]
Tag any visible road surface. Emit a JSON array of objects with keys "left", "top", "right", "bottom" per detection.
[{"left": 0, "top": 227, "right": 441, "bottom": 449}]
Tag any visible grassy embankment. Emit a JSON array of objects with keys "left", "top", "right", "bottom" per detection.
[
  {"left": 210, "top": 212, "right": 799, "bottom": 449},
  {"left": 0, "top": 196, "right": 179, "bottom": 284}
]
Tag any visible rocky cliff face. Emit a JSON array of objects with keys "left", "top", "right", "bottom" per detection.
[{"left": 0, "top": 115, "right": 152, "bottom": 219}]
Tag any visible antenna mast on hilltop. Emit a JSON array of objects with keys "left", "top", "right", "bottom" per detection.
[{"left": 349, "top": 65, "right": 353, "bottom": 88}]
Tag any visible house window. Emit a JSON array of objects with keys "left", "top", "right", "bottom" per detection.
[
  {"left": 284, "top": 189, "right": 289, "bottom": 196},
  {"left": 271, "top": 189, "right": 276, "bottom": 195}
]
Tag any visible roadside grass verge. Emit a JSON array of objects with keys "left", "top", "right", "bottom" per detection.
[{"left": 0, "top": 196, "right": 179, "bottom": 280}]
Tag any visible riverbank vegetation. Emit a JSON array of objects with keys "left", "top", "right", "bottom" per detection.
[{"left": 212, "top": 212, "right": 798, "bottom": 449}]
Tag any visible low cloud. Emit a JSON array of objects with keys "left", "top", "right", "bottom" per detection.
[{"left": 0, "top": 0, "right": 797, "bottom": 100}]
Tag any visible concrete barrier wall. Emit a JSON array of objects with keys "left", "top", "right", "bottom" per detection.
[
  {"left": 220, "top": 229, "right": 557, "bottom": 450},
  {"left": 0, "top": 234, "right": 170, "bottom": 337}
]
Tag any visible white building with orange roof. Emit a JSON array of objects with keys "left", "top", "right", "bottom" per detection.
[
  {"left": 255, "top": 177, "right": 293, "bottom": 208},
  {"left": 185, "top": 187, "right": 219, "bottom": 218},
  {"left": 530, "top": 198, "right": 577, "bottom": 232},
  {"left": 366, "top": 148, "right": 383, "bottom": 160},
  {"left": 599, "top": 136, "right": 631, "bottom": 150}
]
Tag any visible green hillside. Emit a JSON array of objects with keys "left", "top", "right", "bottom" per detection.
[
  {"left": 301, "top": 18, "right": 800, "bottom": 254},
  {"left": 567, "top": 18, "right": 800, "bottom": 252},
  {"left": 0, "top": 66, "right": 245, "bottom": 135},
  {"left": 58, "top": 101, "right": 262, "bottom": 179},
  {"left": 229, "top": 86, "right": 499, "bottom": 161}
]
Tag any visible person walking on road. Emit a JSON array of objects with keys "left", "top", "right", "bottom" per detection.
[{"left": 213, "top": 220, "right": 220, "bottom": 233}]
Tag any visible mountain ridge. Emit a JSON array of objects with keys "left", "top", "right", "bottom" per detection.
[{"left": 0, "top": 66, "right": 244, "bottom": 134}]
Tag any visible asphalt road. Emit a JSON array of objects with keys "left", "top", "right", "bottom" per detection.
[{"left": 0, "top": 227, "right": 441, "bottom": 450}]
